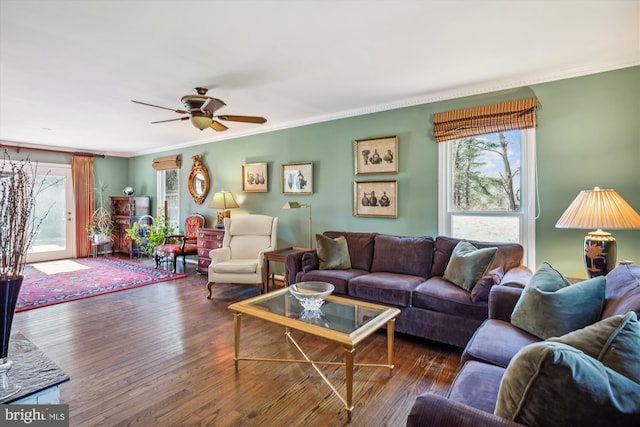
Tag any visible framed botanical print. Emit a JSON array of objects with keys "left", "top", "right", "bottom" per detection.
[
  {"left": 281, "top": 162, "right": 313, "bottom": 194},
  {"left": 354, "top": 180, "right": 397, "bottom": 218},
  {"left": 354, "top": 135, "right": 398, "bottom": 175},
  {"left": 242, "top": 162, "right": 268, "bottom": 192}
]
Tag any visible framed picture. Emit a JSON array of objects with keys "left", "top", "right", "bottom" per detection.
[
  {"left": 281, "top": 162, "right": 313, "bottom": 194},
  {"left": 242, "top": 162, "right": 268, "bottom": 192},
  {"left": 354, "top": 135, "right": 398, "bottom": 175},
  {"left": 354, "top": 180, "right": 397, "bottom": 218}
]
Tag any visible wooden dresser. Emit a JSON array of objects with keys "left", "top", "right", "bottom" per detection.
[{"left": 196, "top": 228, "right": 224, "bottom": 275}]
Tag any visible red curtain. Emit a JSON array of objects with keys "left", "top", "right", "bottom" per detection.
[{"left": 72, "top": 155, "right": 94, "bottom": 257}]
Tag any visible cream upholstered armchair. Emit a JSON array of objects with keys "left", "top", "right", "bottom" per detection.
[{"left": 207, "top": 214, "right": 278, "bottom": 298}]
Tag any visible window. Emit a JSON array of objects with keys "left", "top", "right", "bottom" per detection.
[
  {"left": 438, "top": 129, "right": 536, "bottom": 267},
  {"left": 157, "top": 169, "right": 180, "bottom": 232}
]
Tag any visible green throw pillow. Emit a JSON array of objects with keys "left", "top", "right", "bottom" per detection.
[
  {"left": 510, "top": 262, "right": 605, "bottom": 339},
  {"left": 549, "top": 312, "right": 640, "bottom": 383},
  {"left": 495, "top": 342, "right": 640, "bottom": 426},
  {"left": 443, "top": 241, "right": 498, "bottom": 291},
  {"left": 316, "top": 234, "right": 351, "bottom": 270}
]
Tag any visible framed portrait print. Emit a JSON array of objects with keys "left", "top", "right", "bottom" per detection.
[
  {"left": 242, "top": 162, "right": 268, "bottom": 192},
  {"left": 281, "top": 162, "right": 313, "bottom": 194},
  {"left": 354, "top": 180, "right": 397, "bottom": 218},
  {"left": 354, "top": 135, "right": 398, "bottom": 175}
]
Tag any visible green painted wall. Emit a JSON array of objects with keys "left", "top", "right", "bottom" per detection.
[{"left": 120, "top": 66, "right": 640, "bottom": 275}]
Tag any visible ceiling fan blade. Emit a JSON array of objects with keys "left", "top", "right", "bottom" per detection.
[
  {"left": 211, "top": 120, "right": 229, "bottom": 132},
  {"left": 132, "top": 100, "right": 188, "bottom": 115},
  {"left": 216, "top": 115, "right": 267, "bottom": 124},
  {"left": 201, "top": 97, "right": 226, "bottom": 114},
  {"left": 151, "top": 117, "right": 189, "bottom": 124}
]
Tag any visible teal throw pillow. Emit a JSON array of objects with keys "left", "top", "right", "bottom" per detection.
[
  {"left": 495, "top": 342, "right": 640, "bottom": 426},
  {"left": 316, "top": 234, "right": 351, "bottom": 270},
  {"left": 510, "top": 262, "right": 605, "bottom": 339},
  {"left": 443, "top": 241, "right": 497, "bottom": 292},
  {"left": 550, "top": 311, "right": 640, "bottom": 383}
]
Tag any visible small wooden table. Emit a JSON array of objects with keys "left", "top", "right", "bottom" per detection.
[{"left": 262, "top": 247, "right": 311, "bottom": 292}]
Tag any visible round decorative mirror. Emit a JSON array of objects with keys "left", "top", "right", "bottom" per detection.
[{"left": 187, "top": 154, "right": 210, "bottom": 204}]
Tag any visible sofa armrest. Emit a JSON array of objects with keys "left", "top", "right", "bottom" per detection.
[
  {"left": 500, "top": 266, "right": 532, "bottom": 287},
  {"left": 406, "top": 393, "right": 524, "bottom": 427},
  {"left": 284, "top": 249, "right": 316, "bottom": 285},
  {"left": 488, "top": 285, "right": 524, "bottom": 321}
]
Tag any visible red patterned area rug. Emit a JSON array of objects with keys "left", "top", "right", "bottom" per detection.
[{"left": 17, "top": 257, "right": 186, "bottom": 312}]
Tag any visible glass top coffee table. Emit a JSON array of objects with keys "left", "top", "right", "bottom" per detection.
[{"left": 228, "top": 286, "right": 401, "bottom": 420}]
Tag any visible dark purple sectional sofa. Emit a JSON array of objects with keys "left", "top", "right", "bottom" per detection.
[
  {"left": 406, "top": 263, "right": 640, "bottom": 426},
  {"left": 285, "top": 231, "right": 531, "bottom": 348}
]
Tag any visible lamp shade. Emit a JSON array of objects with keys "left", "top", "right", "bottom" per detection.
[
  {"left": 283, "top": 202, "right": 302, "bottom": 209},
  {"left": 555, "top": 187, "right": 640, "bottom": 230},
  {"left": 208, "top": 191, "right": 239, "bottom": 210},
  {"left": 190, "top": 111, "right": 213, "bottom": 130}
]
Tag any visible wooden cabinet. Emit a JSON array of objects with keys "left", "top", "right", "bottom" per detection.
[
  {"left": 197, "top": 228, "right": 224, "bottom": 275},
  {"left": 110, "top": 196, "right": 150, "bottom": 256}
]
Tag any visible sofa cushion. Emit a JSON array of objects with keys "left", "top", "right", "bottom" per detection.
[
  {"left": 447, "top": 360, "right": 505, "bottom": 414},
  {"left": 412, "top": 277, "right": 488, "bottom": 320},
  {"left": 462, "top": 319, "right": 540, "bottom": 368},
  {"left": 549, "top": 311, "right": 640, "bottom": 382},
  {"left": 370, "top": 234, "right": 433, "bottom": 278},
  {"left": 470, "top": 267, "right": 504, "bottom": 303},
  {"left": 510, "top": 262, "right": 606, "bottom": 339},
  {"left": 323, "top": 231, "right": 376, "bottom": 271},
  {"left": 348, "top": 272, "right": 424, "bottom": 307},
  {"left": 316, "top": 234, "right": 351, "bottom": 270},
  {"left": 301, "top": 251, "right": 319, "bottom": 272},
  {"left": 432, "top": 236, "right": 524, "bottom": 279},
  {"left": 495, "top": 342, "right": 640, "bottom": 427},
  {"left": 444, "top": 241, "right": 498, "bottom": 292},
  {"left": 296, "top": 269, "right": 367, "bottom": 295},
  {"left": 602, "top": 263, "right": 640, "bottom": 318}
]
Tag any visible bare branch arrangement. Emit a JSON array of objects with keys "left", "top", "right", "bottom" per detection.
[{"left": 0, "top": 150, "right": 56, "bottom": 280}]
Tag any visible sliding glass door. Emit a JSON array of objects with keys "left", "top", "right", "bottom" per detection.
[{"left": 26, "top": 163, "right": 75, "bottom": 263}]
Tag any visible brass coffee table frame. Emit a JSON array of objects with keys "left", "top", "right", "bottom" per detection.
[{"left": 228, "top": 288, "right": 400, "bottom": 420}]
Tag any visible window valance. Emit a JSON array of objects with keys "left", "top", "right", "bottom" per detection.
[
  {"left": 152, "top": 155, "right": 181, "bottom": 171},
  {"left": 433, "top": 97, "right": 540, "bottom": 142}
]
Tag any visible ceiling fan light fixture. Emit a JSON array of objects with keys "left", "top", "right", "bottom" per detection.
[{"left": 190, "top": 111, "right": 213, "bottom": 130}]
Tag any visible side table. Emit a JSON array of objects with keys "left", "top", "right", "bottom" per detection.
[{"left": 262, "top": 247, "right": 311, "bottom": 292}]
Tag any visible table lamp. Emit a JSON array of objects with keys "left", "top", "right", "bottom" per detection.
[
  {"left": 283, "top": 201, "right": 312, "bottom": 248},
  {"left": 209, "top": 190, "right": 239, "bottom": 228},
  {"left": 555, "top": 187, "right": 640, "bottom": 277}
]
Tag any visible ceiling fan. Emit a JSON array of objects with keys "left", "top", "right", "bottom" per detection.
[{"left": 131, "top": 87, "right": 267, "bottom": 132}]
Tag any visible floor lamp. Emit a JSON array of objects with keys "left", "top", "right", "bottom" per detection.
[
  {"left": 283, "top": 202, "right": 312, "bottom": 248},
  {"left": 556, "top": 187, "right": 640, "bottom": 277}
]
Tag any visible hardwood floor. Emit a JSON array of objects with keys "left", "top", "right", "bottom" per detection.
[{"left": 13, "top": 258, "right": 462, "bottom": 426}]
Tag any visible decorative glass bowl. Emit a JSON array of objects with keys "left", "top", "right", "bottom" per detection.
[{"left": 289, "top": 281, "right": 335, "bottom": 311}]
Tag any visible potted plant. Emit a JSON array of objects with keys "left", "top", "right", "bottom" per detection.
[
  {"left": 86, "top": 183, "right": 113, "bottom": 245},
  {"left": 0, "top": 150, "right": 57, "bottom": 399},
  {"left": 125, "top": 215, "right": 175, "bottom": 256}
]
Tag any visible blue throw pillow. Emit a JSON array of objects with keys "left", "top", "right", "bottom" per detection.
[{"left": 510, "top": 262, "right": 605, "bottom": 339}]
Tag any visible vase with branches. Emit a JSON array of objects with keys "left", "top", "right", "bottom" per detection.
[{"left": 0, "top": 150, "right": 57, "bottom": 399}]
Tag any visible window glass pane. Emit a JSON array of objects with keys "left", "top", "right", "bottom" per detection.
[
  {"left": 451, "top": 215, "right": 520, "bottom": 243},
  {"left": 30, "top": 175, "right": 66, "bottom": 252},
  {"left": 451, "top": 130, "right": 522, "bottom": 212},
  {"left": 163, "top": 169, "right": 180, "bottom": 232}
]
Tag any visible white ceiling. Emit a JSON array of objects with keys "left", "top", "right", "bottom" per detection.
[{"left": 1, "top": 1, "right": 638, "bottom": 157}]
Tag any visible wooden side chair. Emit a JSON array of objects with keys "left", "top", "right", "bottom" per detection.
[{"left": 155, "top": 213, "right": 205, "bottom": 273}]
